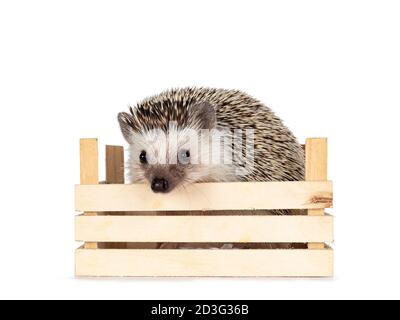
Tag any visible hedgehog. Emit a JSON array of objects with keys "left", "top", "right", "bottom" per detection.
[{"left": 118, "top": 87, "right": 305, "bottom": 249}]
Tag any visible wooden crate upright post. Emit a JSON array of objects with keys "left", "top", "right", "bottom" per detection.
[
  {"left": 105, "top": 145, "right": 126, "bottom": 249},
  {"left": 306, "top": 138, "right": 328, "bottom": 250},
  {"left": 80, "top": 138, "right": 99, "bottom": 249},
  {"left": 106, "top": 145, "right": 125, "bottom": 184}
]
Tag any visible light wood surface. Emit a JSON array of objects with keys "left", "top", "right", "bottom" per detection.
[
  {"left": 306, "top": 138, "right": 328, "bottom": 249},
  {"left": 80, "top": 138, "right": 99, "bottom": 249},
  {"left": 305, "top": 138, "right": 328, "bottom": 182},
  {"left": 75, "top": 181, "right": 332, "bottom": 212},
  {"left": 75, "top": 247, "right": 333, "bottom": 277},
  {"left": 80, "top": 139, "right": 99, "bottom": 185},
  {"left": 75, "top": 215, "right": 333, "bottom": 243}
]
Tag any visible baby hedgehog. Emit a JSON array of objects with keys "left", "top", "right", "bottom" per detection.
[
  {"left": 118, "top": 87, "right": 305, "bottom": 249},
  {"left": 118, "top": 87, "right": 304, "bottom": 193}
]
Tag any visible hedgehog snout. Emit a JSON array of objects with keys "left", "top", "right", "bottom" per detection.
[{"left": 151, "top": 177, "right": 169, "bottom": 193}]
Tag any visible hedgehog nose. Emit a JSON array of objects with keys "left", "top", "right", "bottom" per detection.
[{"left": 151, "top": 178, "right": 169, "bottom": 193}]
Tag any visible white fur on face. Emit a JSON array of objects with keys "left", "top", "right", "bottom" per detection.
[{"left": 125, "top": 123, "right": 240, "bottom": 186}]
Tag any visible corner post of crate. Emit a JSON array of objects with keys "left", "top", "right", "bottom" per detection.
[
  {"left": 305, "top": 138, "right": 327, "bottom": 250},
  {"left": 80, "top": 138, "right": 99, "bottom": 249}
]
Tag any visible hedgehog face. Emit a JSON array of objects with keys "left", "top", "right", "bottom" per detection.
[
  {"left": 118, "top": 101, "right": 236, "bottom": 192},
  {"left": 126, "top": 127, "right": 197, "bottom": 192}
]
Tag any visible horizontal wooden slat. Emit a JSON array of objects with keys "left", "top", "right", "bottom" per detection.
[
  {"left": 75, "top": 181, "right": 333, "bottom": 212},
  {"left": 75, "top": 247, "right": 333, "bottom": 277},
  {"left": 75, "top": 215, "right": 333, "bottom": 243}
]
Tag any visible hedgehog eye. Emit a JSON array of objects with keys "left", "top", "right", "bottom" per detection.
[
  {"left": 139, "top": 150, "right": 147, "bottom": 164},
  {"left": 178, "top": 149, "right": 190, "bottom": 164}
]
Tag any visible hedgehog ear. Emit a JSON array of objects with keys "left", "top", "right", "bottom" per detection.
[
  {"left": 190, "top": 101, "right": 217, "bottom": 129},
  {"left": 118, "top": 112, "right": 136, "bottom": 144}
]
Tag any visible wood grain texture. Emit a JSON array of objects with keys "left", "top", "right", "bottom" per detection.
[
  {"left": 80, "top": 139, "right": 99, "bottom": 185},
  {"left": 106, "top": 145, "right": 124, "bottom": 184},
  {"left": 104, "top": 145, "right": 126, "bottom": 248},
  {"left": 75, "top": 181, "right": 333, "bottom": 212},
  {"left": 80, "top": 138, "right": 99, "bottom": 249},
  {"left": 305, "top": 138, "right": 327, "bottom": 181},
  {"left": 75, "top": 248, "right": 333, "bottom": 277},
  {"left": 75, "top": 215, "right": 334, "bottom": 243},
  {"left": 306, "top": 138, "right": 328, "bottom": 249}
]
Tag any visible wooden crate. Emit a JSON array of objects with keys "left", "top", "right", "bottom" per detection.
[{"left": 75, "top": 138, "right": 333, "bottom": 277}]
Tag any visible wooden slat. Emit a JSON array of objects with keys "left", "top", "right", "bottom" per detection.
[
  {"left": 80, "top": 138, "right": 99, "bottom": 249},
  {"left": 106, "top": 145, "right": 124, "bottom": 184},
  {"left": 75, "top": 248, "right": 333, "bottom": 277},
  {"left": 306, "top": 138, "right": 328, "bottom": 250},
  {"left": 75, "top": 181, "right": 333, "bottom": 212},
  {"left": 75, "top": 215, "right": 333, "bottom": 243},
  {"left": 104, "top": 145, "right": 126, "bottom": 249},
  {"left": 305, "top": 139, "right": 327, "bottom": 181},
  {"left": 80, "top": 139, "right": 99, "bottom": 185}
]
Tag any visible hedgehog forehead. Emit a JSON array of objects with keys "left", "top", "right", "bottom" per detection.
[
  {"left": 131, "top": 126, "right": 201, "bottom": 155},
  {"left": 131, "top": 100, "right": 191, "bottom": 132}
]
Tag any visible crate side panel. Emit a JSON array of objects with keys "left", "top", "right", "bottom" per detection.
[
  {"left": 75, "top": 181, "right": 333, "bottom": 212},
  {"left": 75, "top": 215, "right": 333, "bottom": 243},
  {"left": 75, "top": 248, "right": 333, "bottom": 277}
]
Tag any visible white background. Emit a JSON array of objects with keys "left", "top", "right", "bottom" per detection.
[{"left": 0, "top": 0, "right": 399, "bottom": 299}]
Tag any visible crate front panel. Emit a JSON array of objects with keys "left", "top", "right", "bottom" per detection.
[
  {"left": 75, "top": 215, "right": 333, "bottom": 243},
  {"left": 75, "top": 248, "right": 333, "bottom": 277},
  {"left": 75, "top": 181, "right": 333, "bottom": 212}
]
